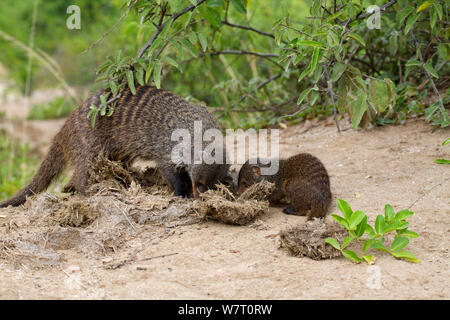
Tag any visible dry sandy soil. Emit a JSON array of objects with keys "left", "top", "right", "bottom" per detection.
[{"left": 0, "top": 88, "right": 449, "bottom": 300}]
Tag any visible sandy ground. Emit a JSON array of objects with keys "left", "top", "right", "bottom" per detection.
[{"left": 0, "top": 109, "right": 448, "bottom": 299}]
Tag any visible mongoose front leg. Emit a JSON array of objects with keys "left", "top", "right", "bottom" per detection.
[{"left": 160, "top": 166, "right": 192, "bottom": 198}]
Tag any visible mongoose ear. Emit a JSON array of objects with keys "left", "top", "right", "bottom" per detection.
[{"left": 251, "top": 166, "right": 261, "bottom": 177}]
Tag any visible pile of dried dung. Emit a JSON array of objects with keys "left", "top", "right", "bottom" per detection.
[
  {"left": 196, "top": 181, "right": 274, "bottom": 225},
  {"left": 279, "top": 219, "right": 347, "bottom": 260},
  {"left": 0, "top": 157, "right": 275, "bottom": 268}
]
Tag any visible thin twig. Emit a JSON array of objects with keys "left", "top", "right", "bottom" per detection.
[
  {"left": 137, "top": 0, "right": 207, "bottom": 58},
  {"left": 342, "top": 0, "right": 398, "bottom": 25},
  {"left": 408, "top": 177, "right": 449, "bottom": 210},
  {"left": 221, "top": 21, "right": 275, "bottom": 39},
  {"left": 81, "top": 1, "right": 135, "bottom": 55},
  {"left": 323, "top": 64, "right": 341, "bottom": 132}
]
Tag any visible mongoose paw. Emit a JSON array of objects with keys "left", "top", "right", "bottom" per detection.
[{"left": 282, "top": 205, "right": 299, "bottom": 215}]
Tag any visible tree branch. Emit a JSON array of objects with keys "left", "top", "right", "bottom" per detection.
[
  {"left": 137, "top": 0, "right": 207, "bottom": 58},
  {"left": 324, "top": 64, "right": 341, "bottom": 133},
  {"left": 221, "top": 21, "right": 275, "bottom": 39},
  {"left": 342, "top": 0, "right": 397, "bottom": 26}
]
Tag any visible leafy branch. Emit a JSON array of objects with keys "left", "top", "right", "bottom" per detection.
[{"left": 325, "top": 199, "right": 420, "bottom": 264}]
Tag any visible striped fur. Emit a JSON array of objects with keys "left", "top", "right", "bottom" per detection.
[{"left": 1, "top": 85, "right": 229, "bottom": 208}]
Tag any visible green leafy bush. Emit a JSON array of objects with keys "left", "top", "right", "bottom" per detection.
[
  {"left": 89, "top": 0, "right": 448, "bottom": 129},
  {"left": 325, "top": 199, "right": 420, "bottom": 264}
]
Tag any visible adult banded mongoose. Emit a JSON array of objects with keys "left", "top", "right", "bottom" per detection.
[
  {"left": 0, "top": 85, "right": 229, "bottom": 208},
  {"left": 236, "top": 153, "right": 331, "bottom": 220}
]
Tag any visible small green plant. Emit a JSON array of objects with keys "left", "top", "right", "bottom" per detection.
[
  {"left": 27, "top": 97, "right": 75, "bottom": 120},
  {"left": 435, "top": 138, "right": 450, "bottom": 165},
  {"left": 325, "top": 199, "right": 420, "bottom": 264}
]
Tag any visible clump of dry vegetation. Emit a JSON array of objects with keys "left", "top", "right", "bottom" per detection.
[
  {"left": 0, "top": 156, "right": 274, "bottom": 268},
  {"left": 279, "top": 219, "right": 347, "bottom": 260}
]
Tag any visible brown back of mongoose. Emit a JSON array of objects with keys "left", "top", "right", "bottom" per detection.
[
  {"left": 237, "top": 153, "right": 331, "bottom": 220},
  {"left": 0, "top": 85, "right": 229, "bottom": 208}
]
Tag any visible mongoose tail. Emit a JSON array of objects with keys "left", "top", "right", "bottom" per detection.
[{"left": 0, "top": 138, "right": 66, "bottom": 208}]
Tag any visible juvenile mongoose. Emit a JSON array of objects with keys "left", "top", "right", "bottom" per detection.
[
  {"left": 236, "top": 153, "right": 331, "bottom": 220},
  {"left": 0, "top": 85, "right": 229, "bottom": 208}
]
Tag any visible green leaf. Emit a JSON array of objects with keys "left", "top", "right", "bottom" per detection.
[
  {"left": 424, "top": 63, "right": 439, "bottom": 78},
  {"left": 325, "top": 238, "right": 341, "bottom": 250},
  {"left": 404, "top": 12, "right": 419, "bottom": 35},
  {"left": 309, "top": 48, "right": 320, "bottom": 76},
  {"left": 362, "top": 255, "right": 375, "bottom": 264},
  {"left": 394, "top": 209, "right": 414, "bottom": 221},
  {"left": 178, "top": 38, "right": 197, "bottom": 57},
  {"left": 355, "top": 215, "right": 367, "bottom": 237},
  {"left": 332, "top": 214, "right": 349, "bottom": 229},
  {"left": 341, "top": 236, "right": 353, "bottom": 250},
  {"left": 296, "top": 40, "right": 324, "bottom": 48},
  {"left": 297, "top": 88, "right": 313, "bottom": 105},
  {"left": 87, "top": 105, "right": 99, "bottom": 128},
  {"left": 435, "top": 158, "right": 450, "bottom": 165},
  {"left": 391, "top": 250, "right": 421, "bottom": 263},
  {"left": 346, "top": 33, "right": 365, "bottom": 47},
  {"left": 136, "top": 67, "right": 144, "bottom": 86},
  {"left": 232, "top": 0, "right": 247, "bottom": 14},
  {"left": 405, "top": 59, "right": 422, "bottom": 67},
  {"left": 365, "top": 224, "right": 376, "bottom": 238},
  {"left": 349, "top": 210, "right": 366, "bottom": 230},
  {"left": 100, "top": 94, "right": 107, "bottom": 116},
  {"left": 153, "top": 63, "right": 162, "bottom": 89},
  {"left": 391, "top": 236, "right": 410, "bottom": 251},
  {"left": 109, "top": 80, "right": 118, "bottom": 97},
  {"left": 442, "top": 138, "right": 450, "bottom": 146},
  {"left": 342, "top": 250, "right": 363, "bottom": 263},
  {"left": 397, "top": 6, "right": 414, "bottom": 25},
  {"left": 197, "top": 32, "right": 208, "bottom": 52},
  {"left": 363, "top": 239, "right": 374, "bottom": 253},
  {"left": 434, "top": 3, "right": 443, "bottom": 19},
  {"left": 397, "top": 229, "right": 419, "bottom": 238},
  {"left": 337, "top": 199, "right": 353, "bottom": 221},
  {"left": 145, "top": 62, "right": 155, "bottom": 84},
  {"left": 162, "top": 56, "right": 182, "bottom": 72},
  {"left": 384, "top": 204, "right": 395, "bottom": 222},
  {"left": 330, "top": 63, "right": 347, "bottom": 82},
  {"left": 126, "top": 70, "right": 136, "bottom": 95},
  {"left": 430, "top": 6, "right": 437, "bottom": 29},
  {"left": 350, "top": 90, "right": 367, "bottom": 129},
  {"left": 327, "top": 31, "right": 339, "bottom": 48},
  {"left": 370, "top": 239, "right": 389, "bottom": 253},
  {"left": 204, "top": 7, "right": 222, "bottom": 28},
  {"left": 384, "top": 221, "right": 409, "bottom": 233},
  {"left": 297, "top": 67, "right": 310, "bottom": 83},
  {"left": 417, "top": 1, "right": 434, "bottom": 12},
  {"left": 375, "top": 215, "right": 386, "bottom": 235}
]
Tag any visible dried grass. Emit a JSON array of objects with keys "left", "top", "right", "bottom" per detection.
[
  {"left": 279, "top": 219, "right": 347, "bottom": 260},
  {"left": 0, "top": 156, "right": 274, "bottom": 268}
]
